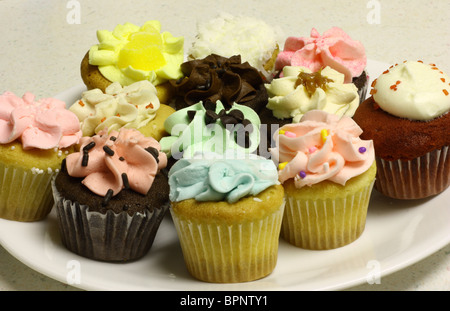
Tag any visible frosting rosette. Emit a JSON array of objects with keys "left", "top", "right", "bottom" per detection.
[
  {"left": 160, "top": 100, "right": 261, "bottom": 158},
  {"left": 65, "top": 128, "right": 167, "bottom": 197},
  {"left": 0, "top": 91, "right": 81, "bottom": 150},
  {"left": 270, "top": 110, "right": 374, "bottom": 188},
  {"left": 69, "top": 80, "right": 160, "bottom": 136},
  {"left": 275, "top": 27, "right": 366, "bottom": 83},
  {"left": 171, "top": 54, "right": 267, "bottom": 111},
  {"left": 168, "top": 151, "right": 279, "bottom": 203},
  {"left": 265, "top": 66, "right": 359, "bottom": 122},
  {"left": 89, "top": 20, "right": 184, "bottom": 86}
]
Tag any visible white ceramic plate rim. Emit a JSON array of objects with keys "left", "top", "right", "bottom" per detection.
[{"left": 1, "top": 59, "right": 449, "bottom": 291}]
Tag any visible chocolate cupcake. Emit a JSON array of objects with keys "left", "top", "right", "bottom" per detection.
[
  {"left": 52, "top": 128, "right": 169, "bottom": 262},
  {"left": 353, "top": 61, "right": 450, "bottom": 199},
  {"left": 170, "top": 54, "right": 268, "bottom": 113}
]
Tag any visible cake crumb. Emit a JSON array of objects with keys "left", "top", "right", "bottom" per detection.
[{"left": 253, "top": 197, "right": 263, "bottom": 202}]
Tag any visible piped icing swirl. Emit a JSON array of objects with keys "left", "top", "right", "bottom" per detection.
[
  {"left": 69, "top": 81, "right": 160, "bottom": 136},
  {"left": 265, "top": 66, "right": 359, "bottom": 122},
  {"left": 168, "top": 151, "right": 279, "bottom": 203},
  {"left": 270, "top": 110, "right": 374, "bottom": 188},
  {"left": 159, "top": 100, "right": 260, "bottom": 158},
  {"left": 89, "top": 20, "right": 184, "bottom": 86},
  {"left": 371, "top": 61, "right": 450, "bottom": 121},
  {"left": 275, "top": 27, "right": 366, "bottom": 83},
  {"left": 171, "top": 54, "right": 267, "bottom": 111},
  {"left": 65, "top": 128, "right": 167, "bottom": 198},
  {"left": 0, "top": 91, "right": 81, "bottom": 150}
]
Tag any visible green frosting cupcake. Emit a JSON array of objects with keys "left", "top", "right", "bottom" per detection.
[{"left": 160, "top": 100, "right": 260, "bottom": 158}]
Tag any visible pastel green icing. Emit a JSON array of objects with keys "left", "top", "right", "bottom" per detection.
[
  {"left": 159, "top": 101, "right": 261, "bottom": 158},
  {"left": 168, "top": 152, "right": 278, "bottom": 203}
]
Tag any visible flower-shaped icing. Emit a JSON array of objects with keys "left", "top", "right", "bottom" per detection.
[
  {"left": 0, "top": 91, "right": 82, "bottom": 150},
  {"left": 89, "top": 20, "right": 184, "bottom": 86},
  {"left": 270, "top": 110, "right": 374, "bottom": 187},
  {"left": 275, "top": 27, "right": 366, "bottom": 83},
  {"left": 65, "top": 128, "right": 167, "bottom": 197}
]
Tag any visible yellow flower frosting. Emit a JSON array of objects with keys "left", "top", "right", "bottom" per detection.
[{"left": 89, "top": 21, "right": 184, "bottom": 86}]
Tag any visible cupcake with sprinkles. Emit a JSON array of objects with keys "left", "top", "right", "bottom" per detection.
[
  {"left": 353, "top": 60, "right": 450, "bottom": 199},
  {"left": 52, "top": 127, "right": 169, "bottom": 262},
  {"left": 270, "top": 110, "right": 376, "bottom": 249},
  {"left": 0, "top": 91, "right": 81, "bottom": 222}
]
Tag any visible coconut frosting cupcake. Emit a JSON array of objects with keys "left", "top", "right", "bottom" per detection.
[
  {"left": 70, "top": 80, "right": 174, "bottom": 140},
  {"left": 52, "top": 127, "right": 169, "bottom": 262},
  {"left": 188, "top": 13, "right": 282, "bottom": 80},
  {"left": 353, "top": 61, "right": 450, "bottom": 199},
  {"left": 0, "top": 91, "right": 81, "bottom": 221},
  {"left": 81, "top": 20, "right": 184, "bottom": 104},
  {"left": 270, "top": 110, "right": 376, "bottom": 249},
  {"left": 169, "top": 151, "right": 284, "bottom": 283}
]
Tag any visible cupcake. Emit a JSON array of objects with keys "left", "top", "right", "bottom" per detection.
[
  {"left": 353, "top": 61, "right": 450, "bottom": 199},
  {"left": 81, "top": 20, "right": 184, "bottom": 105},
  {"left": 0, "top": 91, "right": 81, "bottom": 222},
  {"left": 52, "top": 128, "right": 169, "bottom": 262},
  {"left": 260, "top": 65, "right": 360, "bottom": 147},
  {"left": 275, "top": 27, "right": 368, "bottom": 102},
  {"left": 170, "top": 54, "right": 268, "bottom": 113},
  {"left": 169, "top": 151, "right": 285, "bottom": 283},
  {"left": 69, "top": 80, "right": 174, "bottom": 141},
  {"left": 270, "top": 110, "right": 376, "bottom": 249},
  {"left": 159, "top": 99, "right": 261, "bottom": 162},
  {"left": 188, "top": 13, "right": 282, "bottom": 80}
]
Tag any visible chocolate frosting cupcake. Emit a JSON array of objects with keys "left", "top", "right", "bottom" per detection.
[{"left": 170, "top": 54, "right": 268, "bottom": 112}]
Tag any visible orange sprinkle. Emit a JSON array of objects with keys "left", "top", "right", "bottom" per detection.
[
  {"left": 418, "top": 60, "right": 423, "bottom": 63},
  {"left": 432, "top": 67, "right": 439, "bottom": 70},
  {"left": 390, "top": 85, "right": 398, "bottom": 91},
  {"left": 78, "top": 100, "right": 85, "bottom": 107},
  {"left": 371, "top": 79, "right": 377, "bottom": 87},
  {"left": 441, "top": 78, "right": 446, "bottom": 83},
  {"left": 443, "top": 89, "right": 449, "bottom": 96},
  {"left": 383, "top": 70, "right": 389, "bottom": 74},
  {"left": 430, "top": 63, "right": 436, "bottom": 67},
  {"left": 101, "top": 117, "right": 106, "bottom": 123},
  {"left": 370, "top": 89, "right": 378, "bottom": 95},
  {"left": 146, "top": 103, "right": 154, "bottom": 109},
  {"left": 396, "top": 80, "right": 401, "bottom": 85},
  {"left": 116, "top": 113, "right": 120, "bottom": 117}
]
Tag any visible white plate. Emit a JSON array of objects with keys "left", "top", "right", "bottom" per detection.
[{"left": 1, "top": 60, "right": 449, "bottom": 291}]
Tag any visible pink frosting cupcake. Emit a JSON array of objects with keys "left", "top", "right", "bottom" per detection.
[{"left": 275, "top": 27, "right": 368, "bottom": 101}]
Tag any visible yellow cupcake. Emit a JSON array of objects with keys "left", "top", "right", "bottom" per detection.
[
  {"left": 270, "top": 110, "right": 376, "bottom": 249},
  {"left": 169, "top": 153, "right": 284, "bottom": 283},
  {"left": 70, "top": 80, "right": 174, "bottom": 141},
  {"left": 81, "top": 20, "right": 184, "bottom": 105},
  {"left": 0, "top": 91, "right": 81, "bottom": 222}
]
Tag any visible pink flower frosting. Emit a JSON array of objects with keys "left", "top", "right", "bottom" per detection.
[
  {"left": 270, "top": 110, "right": 374, "bottom": 188},
  {"left": 0, "top": 91, "right": 82, "bottom": 150},
  {"left": 275, "top": 27, "right": 366, "bottom": 83},
  {"left": 65, "top": 128, "right": 167, "bottom": 197}
]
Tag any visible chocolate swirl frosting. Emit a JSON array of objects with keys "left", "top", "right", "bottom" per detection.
[{"left": 171, "top": 54, "right": 268, "bottom": 112}]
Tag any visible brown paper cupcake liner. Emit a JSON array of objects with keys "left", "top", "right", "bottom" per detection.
[
  {"left": 52, "top": 180, "right": 169, "bottom": 262},
  {"left": 0, "top": 163, "right": 55, "bottom": 221},
  {"left": 282, "top": 180, "right": 375, "bottom": 250},
  {"left": 170, "top": 201, "right": 285, "bottom": 283},
  {"left": 375, "top": 146, "right": 449, "bottom": 200}
]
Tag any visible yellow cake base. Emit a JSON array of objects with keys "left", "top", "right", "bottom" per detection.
[
  {"left": 136, "top": 104, "right": 174, "bottom": 141},
  {"left": 80, "top": 51, "right": 174, "bottom": 105},
  {"left": 281, "top": 162, "right": 377, "bottom": 250},
  {"left": 170, "top": 184, "right": 285, "bottom": 283},
  {"left": 0, "top": 142, "right": 73, "bottom": 222}
]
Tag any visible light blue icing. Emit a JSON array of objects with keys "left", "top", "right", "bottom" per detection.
[{"left": 168, "top": 152, "right": 279, "bottom": 203}]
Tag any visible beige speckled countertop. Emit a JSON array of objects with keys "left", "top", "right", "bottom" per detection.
[{"left": 0, "top": 0, "right": 449, "bottom": 291}]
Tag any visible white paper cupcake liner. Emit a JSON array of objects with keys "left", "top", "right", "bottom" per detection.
[
  {"left": 375, "top": 146, "right": 449, "bottom": 199},
  {"left": 52, "top": 180, "right": 169, "bottom": 262},
  {"left": 0, "top": 164, "right": 55, "bottom": 221},
  {"left": 170, "top": 201, "right": 285, "bottom": 283},
  {"left": 282, "top": 180, "right": 375, "bottom": 250}
]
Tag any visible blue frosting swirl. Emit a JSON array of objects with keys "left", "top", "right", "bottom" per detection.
[{"left": 168, "top": 152, "right": 279, "bottom": 203}]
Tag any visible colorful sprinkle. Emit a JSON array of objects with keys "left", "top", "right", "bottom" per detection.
[
  {"left": 278, "top": 130, "right": 285, "bottom": 135},
  {"left": 284, "top": 131, "right": 296, "bottom": 138},
  {"left": 299, "top": 171, "right": 307, "bottom": 179},
  {"left": 321, "top": 129, "right": 329, "bottom": 143},
  {"left": 359, "top": 147, "right": 367, "bottom": 154},
  {"left": 308, "top": 146, "right": 318, "bottom": 154},
  {"left": 278, "top": 162, "right": 288, "bottom": 170}
]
